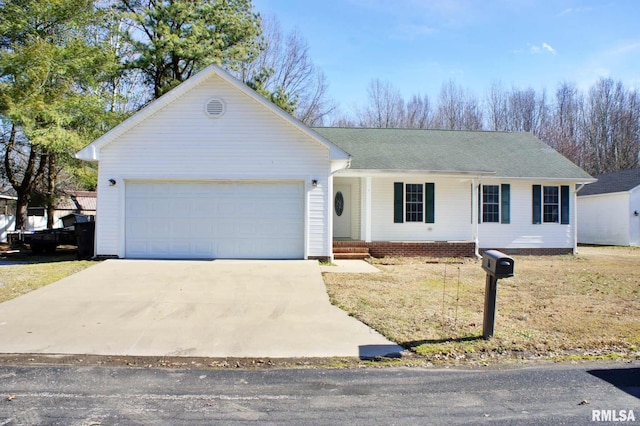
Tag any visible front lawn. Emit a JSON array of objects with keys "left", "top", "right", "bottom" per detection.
[
  {"left": 324, "top": 246, "right": 640, "bottom": 363},
  {"left": 0, "top": 254, "right": 97, "bottom": 303}
]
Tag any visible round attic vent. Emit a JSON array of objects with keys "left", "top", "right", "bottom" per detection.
[{"left": 205, "top": 98, "right": 225, "bottom": 118}]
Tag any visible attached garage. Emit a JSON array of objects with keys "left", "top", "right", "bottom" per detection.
[
  {"left": 125, "top": 181, "right": 305, "bottom": 259},
  {"left": 75, "top": 65, "right": 350, "bottom": 260}
]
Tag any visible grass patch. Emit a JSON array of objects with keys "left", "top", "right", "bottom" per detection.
[
  {"left": 324, "top": 246, "right": 640, "bottom": 363},
  {"left": 0, "top": 254, "right": 97, "bottom": 303}
]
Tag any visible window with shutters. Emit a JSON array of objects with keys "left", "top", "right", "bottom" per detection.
[
  {"left": 478, "top": 184, "right": 510, "bottom": 224},
  {"left": 394, "top": 182, "right": 435, "bottom": 224},
  {"left": 532, "top": 185, "right": 570, "bottom": 224}
]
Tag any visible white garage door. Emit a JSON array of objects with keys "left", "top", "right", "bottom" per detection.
[{"left": 125, "top": 181, "right": 304, "bottom": 259}]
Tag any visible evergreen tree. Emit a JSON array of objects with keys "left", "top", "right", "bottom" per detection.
[
  {"left": 0, "top": 0, "right": 119, "bottom": 229},
  {"left": 119, "top": 0, "right": 262, "bottom": 99}
]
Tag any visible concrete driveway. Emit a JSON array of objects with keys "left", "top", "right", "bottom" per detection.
[{"left": 0, "top": 260, "right": 403, "bottom": 358}]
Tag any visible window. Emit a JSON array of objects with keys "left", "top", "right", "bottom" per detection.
[
  {"left": 27, "top": 207, "right": 45, "bottom": 217},
  {"left": 478, "top": 184, "right": 510, "bottom": 224},
  {"left": 543, "top": 186, "right": 559, "bottom": 223},
  {"left": 405, "top": 184, "right": 423, "bottom": 222},
  {"left": 532, "top": 185, "right": 570, "bottom": 224},
  {"left": 482, "top": 185, "right": 500, "bottom": 223},
  {"left": 394, "top": 182, "right": 435, "bottom": 224}
]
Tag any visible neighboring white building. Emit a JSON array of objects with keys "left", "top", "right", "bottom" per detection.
[
  {"left": 0, "top": 194, "right": 17, "bottom": 243},
  {"left": 577, "top": 168, "right": 640, "bottom": 246},
  {"left": 76, "top": 65, "right": 595, "bottom": 260}
]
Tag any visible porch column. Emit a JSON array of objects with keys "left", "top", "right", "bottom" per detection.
[
  {"left": 361, "top": 177, "right": 372, "bottom": 242},
  {"left": 472, "top": 179, "right": 480, "bottom": 256}
]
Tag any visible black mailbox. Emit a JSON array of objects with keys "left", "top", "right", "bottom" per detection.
[{"left": 482, "top": 250, "right": 514, "bottom": 278}]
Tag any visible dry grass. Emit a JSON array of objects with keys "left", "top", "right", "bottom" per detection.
[
  {"left": 324, "top": 246, "right": 640, "bottom": 362},
  {"left": 0, "top": 254, "right": 97, "bottom": 303}
]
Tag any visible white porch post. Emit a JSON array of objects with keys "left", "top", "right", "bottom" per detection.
[
  {"left": 573, "top": 186, "right": 579, "bottom": 254},
  {"left": 328, "top": 174, "right": 334, "bottom": 259},
  {"left": 472, "top": 179, "right": 480, "bottom": 257},
  {"left": 361, "top": 176, "right": 372, "bottom": 242}
]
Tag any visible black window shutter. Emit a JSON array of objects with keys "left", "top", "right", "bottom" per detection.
[
  {"left": 561, "top": 185, "right": 570, "bottom": 224},
  {"left": 425, "top": 183, "right": 435, "bottom": 223},
  {"left": 394, "top": 182, "right": 404, "bottom": 223},
  {"left": 501, "top": 184, "right": 511, "bottom": 224},
  {"left": 532, "top": 185, "right": 542, "bottom": 224}
]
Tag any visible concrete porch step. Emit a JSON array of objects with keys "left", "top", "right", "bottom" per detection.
[
  {"left": 333, "top": 244, "right": 370, "bottom": 260},
  {"left": 333, "top": 252, "right": 371, "bottom": 260},
  {"left": 333, "top": 246, "right": 370, "bottom": 253}
]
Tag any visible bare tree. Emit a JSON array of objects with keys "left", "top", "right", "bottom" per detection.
[
  {"left": 542, "top": 82, "right": 584, "bottom": 167},
  {"left": 404, "top": 94, "right": 433, "bottom": 129},
  {"left": 584, "top": 78, "right": 640, "bottom": 173},
  {"left": 486, "top": 81, "right": 508, "bottom": 131},
  {"left": 506, "top": 87, "right": 547, "bottom": 134},
  {"left": 433, "top": 80, "right": 483, "bottom": 130},
  {"left": 356, "top": 79, "right": 405, "bottom": 128},
  {"left": 238, "top": 16, "right": 335, "bottom": 125}
]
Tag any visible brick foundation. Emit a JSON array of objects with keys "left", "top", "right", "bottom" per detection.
[
  {"left": 333, "top": 241, "right": 476, "bottom": 258},
  {"left": 480, "top": 247, "right": 573, "bottom": 256}
]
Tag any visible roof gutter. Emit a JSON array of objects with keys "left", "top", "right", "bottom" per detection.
[{"left": 336, "top": 169, "right": 496, "bottom": 177}]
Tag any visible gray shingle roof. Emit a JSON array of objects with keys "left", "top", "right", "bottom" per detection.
[
  {"left": 578, "top": 168, "right": 640, "bottom": 196},
  {"left": 313, "top": 128, "right": 594, "bottom": 180}
]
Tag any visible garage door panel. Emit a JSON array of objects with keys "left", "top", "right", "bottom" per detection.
[{"left": 125, "top": 181, "right": 304, "bottom": 259}]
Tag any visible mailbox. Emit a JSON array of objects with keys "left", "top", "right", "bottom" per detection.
[{"left": 482, "top": 250, "right": 514, "bottom": 278}]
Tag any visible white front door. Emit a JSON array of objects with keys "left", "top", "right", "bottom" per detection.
[{"left": 333, "top": 185, "right": 351, "bottom": 238}]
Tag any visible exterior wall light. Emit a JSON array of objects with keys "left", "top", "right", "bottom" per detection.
[
  {"left": 634, "top": 210, "right": 639, "bottom": 216},
  {"left": 312, "top": 179, "right": 318, "bottom": 187},
  {"left": 108, "top": 179, "right": 116, "bottom": 186}
]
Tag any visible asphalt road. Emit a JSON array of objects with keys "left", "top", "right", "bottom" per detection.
[{"left": 0, "top": 362, "right": 638, "bottom": 425}]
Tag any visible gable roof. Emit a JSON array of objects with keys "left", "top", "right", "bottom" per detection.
[
  {"left": 76, "top": 65, "right": 349, "bottom": 162},
  {"left": 578, "top": 168, "right": 640, "bottom": 196},
  {"left": 313, "top": 127, "right": 595, "bottom": 181}
]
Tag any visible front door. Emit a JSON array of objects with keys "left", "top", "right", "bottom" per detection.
[{"left": 333, "top": 185, "right": 351, "bottom": 238}]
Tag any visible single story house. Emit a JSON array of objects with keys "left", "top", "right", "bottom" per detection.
[
  {"left": 577, "top": 168, "right": 640, "bottom": 246},
  {"left": 76, "top": 65, "right": 594, "bottom": 260}
]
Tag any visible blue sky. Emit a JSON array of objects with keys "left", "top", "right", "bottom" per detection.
[{"left": 252, "top": 0, "right": 640, "bottom": 113}]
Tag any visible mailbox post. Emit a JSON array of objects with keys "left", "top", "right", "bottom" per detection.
[{"left": 481, "top": 250, "right": 515, "bottom": 339}]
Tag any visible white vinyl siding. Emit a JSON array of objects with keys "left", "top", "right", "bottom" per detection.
[
  {"left": 370, "top": 176, "right": 471, "bottom": 242},
  {"left": 95, "top": 74, "right": 331, "bottom": 258},
  {"left": 479, "top": 181, "right": 575, "bottom": 249},
  {"left": 577, "top": 192, "right": 632, "bottom": 246},
  {"left": 338, "top": 175, "right": 578, "bottom": 249}
]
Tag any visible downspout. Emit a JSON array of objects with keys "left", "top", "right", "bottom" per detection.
[{"left": 573, "top": 183, "right": 586, "bottom": 254}]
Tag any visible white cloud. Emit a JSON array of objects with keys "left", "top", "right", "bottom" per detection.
[
  {"left": 542, "top": 42, "right": 557, "bottom": 54},
  {"left": 557, "top": 8, "right": 574, "bottom": 16},
  {"left": 525, "top": 42, "right": 557, "bottom": 55},
  {"left": 557, "top": 6, "right": 593, "bottom": 17},
  {"left": 609, "top": 42, "right": 640, "bottom": 56}
]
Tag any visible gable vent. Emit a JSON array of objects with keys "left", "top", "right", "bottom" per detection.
[{"left": 205, "top": 98, "right": 225, "bottom": 118}]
